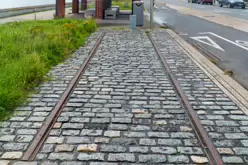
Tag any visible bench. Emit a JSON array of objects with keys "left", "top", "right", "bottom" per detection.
[
  {"left": 111, "top": 6, "right": 120, "bottom": 15},
  {"left": 84, "top": 8, "right": 96, "bottom": 18},
  {"left": 104, "top": 7, "right": 118, "bottom": 19}
]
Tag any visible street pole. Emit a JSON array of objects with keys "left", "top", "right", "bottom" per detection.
[
  {"left": 34, "top": 8, "right": 37, "bottom": 20},
  {"left": 190, "top": 0, "right": 192, "bottom": 9},
  {"left": 55, "top": 0, "right": 58, "bottom": 17},
  {"left": 150, "top": 0, "right": 153, "bottom": 29}
]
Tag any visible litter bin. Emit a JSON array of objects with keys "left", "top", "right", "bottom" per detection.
[{"left": 133, "top": 1, "right": 144, "bottom": 26}]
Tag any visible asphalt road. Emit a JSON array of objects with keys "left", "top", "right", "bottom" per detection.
[
  {"left": 144, "top": 1, "right": 248, "bottom": 89},
  {"left": 162, "top": 0, "right": 248, "bottom": 20},
  {"left": 161, "top": 0, "right": 248, "bottom": 21}
]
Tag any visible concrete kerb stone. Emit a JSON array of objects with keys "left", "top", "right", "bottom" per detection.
[{"left": 166, "top": 29, "right": 248, "bottom": 115}]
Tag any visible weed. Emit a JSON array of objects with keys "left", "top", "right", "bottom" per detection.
[
  {"left": 224, "top": 70, "right": 234, "bottom": 76},
  {"left": 112, "top": 0, "right": 132, "bottom": 10},
  {"left": 210, "top": 59, "right": 217, "bottom": 65},
  {"left": 0, "top": 19, "right": 97, "bottom": 120},
  {"left": 112, "top": 27, "right": 125, "bottom": 30}
]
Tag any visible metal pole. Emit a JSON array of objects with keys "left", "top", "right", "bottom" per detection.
[
  {"left": 34, "top": 8, "right": 37, "bottom": 20},
  {"left": 150, "top": 0, "right": 153, "bottom": 29},
  {"left": 190, "top": 0, "right": 192, "bottom": 9},
  {"left": 55, "top": 0, "right": 58, "bottom": 17}
]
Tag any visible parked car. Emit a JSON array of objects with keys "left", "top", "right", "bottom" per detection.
[
  {"left": 200, "top": 0, "right": 214, "bottom": 4},
  {"left": 188, "top": 0, "right": 200, "bottom": 3},
  {"left": 219, "top": 0, "right": 246, "bottom": 8},
  {"left": 188, "top": 0, "right": 213, "bottom": 5}
]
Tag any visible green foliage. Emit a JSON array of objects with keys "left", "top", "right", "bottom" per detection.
[
  {"left": 0, "top": 19, "right": 97, "bottom": 120},
  {"left": 112, "top": 0, "right": 132, "bottom": 10}
]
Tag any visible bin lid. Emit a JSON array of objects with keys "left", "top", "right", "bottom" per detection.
[{"left": 133, "top": 1, "right": 144, "bottom": 4}]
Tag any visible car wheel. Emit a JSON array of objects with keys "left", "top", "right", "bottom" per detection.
[
  {"left": 242, "top": 5, "right": 245, "bottom": 9},
  {"left": 210, "top": 2, "right": 213, "bottom": 5},
  {"left": 219, "top": 2, "right": 223, "bottom": 6}
]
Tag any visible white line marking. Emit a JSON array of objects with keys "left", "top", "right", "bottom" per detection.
[
  {"left": 213, "top": 9, "right": 230, "bottom": 13},
  {"left": 190, "top": 36, "right": 225, "bottom": 51},
  {"left": 199, "top": 32, "right": 248, "bottom": 51}
]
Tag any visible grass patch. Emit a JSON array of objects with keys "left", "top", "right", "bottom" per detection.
[
  {"left": 224, "top": 70, "right": 234, "bottom": 76},
  {"left": 0, "top": 18, "right": 97, "bottom": 121},
  {"left": 160, "top": 26, "right": 168, "bottom": 29},
  {"left": 112, "top": 27, "right": 126, "bottom": 30},
  {"left": 209, "top": 59, "right": 217, "bottom": 65},
  {"left": 112, "top": 0, "right": 132, "bottom": 10},
  {"left": 88, "top": 3, "right": 96, "bottom": 9}
]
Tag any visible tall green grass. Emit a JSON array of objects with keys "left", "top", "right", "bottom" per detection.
[
  {"left": 0, "top": 19, "right": 97, "bottom": 120},
  {"left": 112, "top": 0, "right": 132, "bottom": 10}
]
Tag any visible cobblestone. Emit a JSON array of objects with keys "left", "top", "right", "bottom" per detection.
[
  {"left": 0, "top": 160, "right": 10, "bottom": 165},
  {"left": 3, "top": 143, "right": 28, "bottom": 151},
  {"left": 77, "top": 144, "right": 98, "bottom": 152},
  {"left": 139, "top": 154, "right": 167, "bottom": 163},
  {"left": 140, "top": 139, "right": 156, "bottom": 146},
  {"left": 48, "top": 153, "right": 74, "bottom": 160},
  {"left": 77, "top": 153, "right": 104, "bottom": 161},
  {"left": 108, "top": 153, "right": 135, "bottom": 162},
  {"left": 100, "top": 145, "right": 126, "bottom": 152},
  {"left": 55, "top": 144, "right": 74, "bottom": 152},
  {"left": 191, "top": 156, "right": 209, "bottom": 163},
  {"left": 223, "top": 156, "right": 244, "bottom": 163},
  {"left": 151, "top": 147, "right": 177, "bottom": 154},
  {"left": 1, "top": 152, "right": 23, "bottom": 159},
  {"left": 168, "top": 155, "right": 189, "bottom": 163}
]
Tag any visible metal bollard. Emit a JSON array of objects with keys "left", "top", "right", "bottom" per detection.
[{"left": 130, "top": 15, "right": 136, "bottom": 30}]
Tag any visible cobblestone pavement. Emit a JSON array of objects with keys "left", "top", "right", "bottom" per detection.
[
  {"left": 0, "top": 29, "right": 248, "bottom": 165},
  {"left": 152, "top": 30, "right": 248, "bottom": 164},
  {"left": 34, "top": 30, "right": 208, "bottom": 165}
]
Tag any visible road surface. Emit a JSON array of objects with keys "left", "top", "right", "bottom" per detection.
[
  {"left": 162, "top": 0, "right": 248, "bottom": 21},
  {"left": 144, "top": 0, "right": 248, "bottom": 89}
]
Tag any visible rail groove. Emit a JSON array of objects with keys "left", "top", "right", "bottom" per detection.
[
  {"left": 147, "top": 32, "right": 224, "bottom": 165},
  {"left": 22, "top": 32, "right": 106, "bottom": 161},
  {"left": 191, "top": 42, "right": 222, "bottom": 61}
]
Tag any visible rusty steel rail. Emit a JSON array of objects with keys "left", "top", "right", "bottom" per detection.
[
  {"left": 22, "top": 32, "right": 106, "bottom": 161},
  {"left": 147, "top": 33, "right": 224, "bottom": 165}
]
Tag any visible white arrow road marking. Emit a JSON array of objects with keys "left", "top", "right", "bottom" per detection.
[
  {"left": 235, "top": 40, "right": 248, "bottom": 48},
  {"left": 190, "top": 36, "right": 225, "bottom": 51},
  {"left": 199, "top": 32, "right": 248, "bottom": 51}
]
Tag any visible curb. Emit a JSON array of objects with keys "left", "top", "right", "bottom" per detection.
[{"left": 167, "top": 29, "right": 248, "bottom": 115}]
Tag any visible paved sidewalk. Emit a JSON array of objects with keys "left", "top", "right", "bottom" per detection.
[
  {"left": 0, "top": 8, "right": 71, "bottom": 24},
  {"left": 1, "top": 29, "right": 248, "bottom": 164}
]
